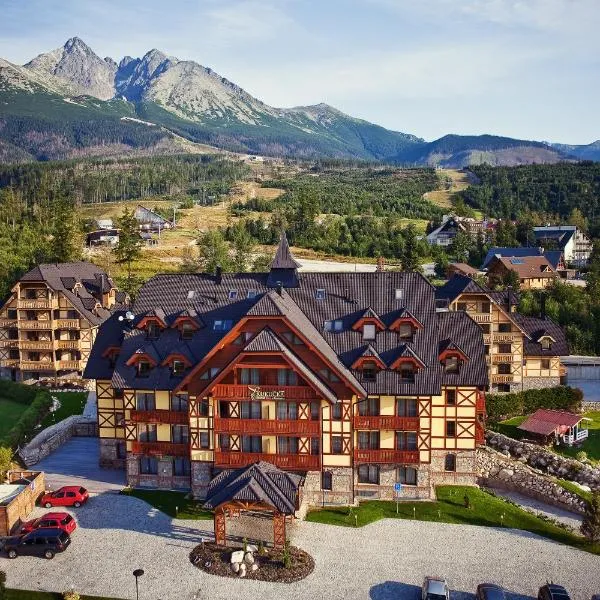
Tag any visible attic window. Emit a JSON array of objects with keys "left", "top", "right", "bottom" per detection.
[
  {"left": 541, "top": 338, "right": 552, "bottom": 351},
  {"left": 180, "top": 322, "right": 194, "bottom": 341},
  {"left": 324, "top": 320, "right": 343, "bottom": 332},
  {"left": 137, "top": 361, "right": 152, "bottom": 378},
  {"left": 247, "top": 289, "right": 257, "bottom": 299},
  {"left": 362, "top": 361, "right": 377, "bottom": 382},
  {"left": 398, "top": 323, "right": 414, "bottom": 341},
  {"left": 315, "top": 289, "right": 326, "bottom": 300},
  {"left": 172, "top": 360, "right": 186, "bottom": 377},
  {"left": 395, "top": 289, "right": 404, "bottom": 300},
  {"left": 146, "top": 322, "right": 160, "bottom": 340},
  {"left": 444, "top": 356, "right": 460, "bottom": 374},
  {"left": 213, "top": 319, "right": 233, "bottom": 331},
  {"left": 228, "top": 290, "right": 238, "bottom": 300},
  {"left": 399, "top": 363, "right": 415, "bottom": 382},
  {"left": 187, "top": 290, "right": 195, "bottom": 300},
  {"left": 363, "top": 324, "right": 376, "bottom": 341}
]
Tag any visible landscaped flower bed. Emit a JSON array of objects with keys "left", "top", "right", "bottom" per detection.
[{"left": 189, "top": 542, "right": 315, "bottom": 583}]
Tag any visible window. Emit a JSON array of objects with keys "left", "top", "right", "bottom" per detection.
[
  {"left": 362, "top": 361, "right": 377, "bottom": 382},
  {"left": 137, "top": 361, "right": 152, "bottom": 378},
  {"left": 180, "top": 323, "right": 194, "bottom": 341},
  {"left": 172, "top": 360, "right": 186, "bottom": 376},
  {"left": 219, "top": 434, "right": 230, "bottom": 449},
  {"left": 358, "top": 431, "right": 379, "bottom": 449},
  {"left": 498, "top": 323, "right": 511, "bottom": 333},
  {"left": 480, "top": 324, "right": 490, "bottom": 334},
  {"left": 315, "top": 289, "right": 326, "bottom": 300},
  {"left": 114, "top": 412, "right": 125, "bottom": 427},
  {"left": 395, "top": 288, "right": 404, "bottom": 300},
  {"left": 198, "top": 398, "right": 209, "bottom": 417},
  {"left": 484, "top": 345, "right": 490, "bottom": 356},
  {"left": 171, "top": 393, "right": 188, "bottom": 412},
  {"left": 213, "top": 319, "right": 233, "bottom": 331},
  {"left": 173, "top": 457, "right": 191, "bottom": 476},
  {"left": 480, "top": 302, "right": 491, "bottom": 313},
  {"left": 277, "top": 401, "right": 298, "bottom": 420},
  {"left": 138, "top": 424, "right": 157, "bottom": 442},
  {"left": 398, "top": 323, "right": 414, "bottom": 341},
  {"left": 114, "top": 388, "right": 124, "bottom": 399},
  {"left": 358, "top": 397, "right": 380, "bottom": 416},
  {"left": 398, "top": 466, "right": 417, "bottom": 486},
  {"left": 140, "top": 456, "right": 158, "bottom": 475},
  {"left": 241, "top": 401, "right": 261, "bottom": 419},
  {"left": 331, "top": 435, "right": 343, "bottom": 454},
  {"left": 333, "top": 320, "right": 343, "bottom": 332},
  {"left": 446, "top": 389, "right": 456, "bottom": 405},
  {"left": 277, "top": 368, "right": 298, "bottom": 386},
  {"left": 199, "top": 432, "right": 210, "bottom": 449},
  {"left": 498, "top": 363, "right": 511, "bottom": 375},
  {"left": 396, "top": 431, "right": 417, "bottom": 450},
  {"left": 247, "top": 289, "right": 258, "bottom": 299},
  {"left": 310, "top": 437, "right": 320, "bottom": 455},
  {"left": 363, "top": 324, "right": 376, "bottom": 340},
  {"left": 320, "top": 368, "right": 340, "bottom": 383},
  {"left": 228, "top": 290, "right": 238, "bottom": 300},
  {"left": 322, "top": 471, "right": 333, "bottom": 491},
  {"left": 541, "top": 338, "right": 552, "bottom": 351},
  {"left": 200, "top": 367, "right": 221, "bottom": 379},
  {"left": 396, "top": 398, "right": 417, "bottom": 417},
  {"left": 277, "top": 436, "right": 299, "bottom": 454},
  {"left": 444, "top": 454, "right": 456, "bottom": 472},
  {"left": 497, "top": 383, "right": 511, "bottom": 393},
  {"left": 240, "top": 368, "right": 260, "bottom": 385},
  {"left": 241, "top": 435, "right": 262, "bottom": 453},
  {"left": 171, "top": 425, "right": 189, "bottom": 444},
  {"left": 7, "top": 309, "right": 17, "bottom": 319},
  {"left": 400, "top": 363, "right": 415, "bottom": 381},
  {"left": 457, "top": 302, "right": 467, "bottom": 311},
  {"left": 498, "top": 343, "right": 511, "bottom": 354},
  {"left": 446, "top": 420, "right": 456, "bottom": 438},
  {"left": 331, "top": 403, "right": 343, "bottom": 420},
  {"left": 444, "top": 357, "right": 459, "bottom": 374},
  {"left": 146, "top": 321, "right": 160, "bottom": 340},
  {"left": 310, "top": 402, "right": 320, "bottom": 421},
  {"left": 136, "top": 392, "right": 155, "bottom": 411},
  {"left": 358, "top": 464, "right": 379, "bottom": 484},
  {"left": 282, "top": 331, "right": 304, "bottom": 345},
  {"left": 117, "top": 441, "right": 127, "bottom": 459},
  {"left": 541, "top": 359, "right": 551, "bottom": 370}
]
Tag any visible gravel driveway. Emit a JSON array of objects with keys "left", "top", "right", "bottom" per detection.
[{"left": 3, "top": 493, "right": 599, "bottom": 600}]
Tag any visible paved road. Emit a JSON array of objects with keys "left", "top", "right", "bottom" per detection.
[
  {"left": 3, "top": 492, "right": 599, "bottom": 600},
  {"left": 34, "top": 437, "right": 125, "bottom": 493}
]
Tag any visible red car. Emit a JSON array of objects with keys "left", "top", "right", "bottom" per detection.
[
  {"left": 20, "top": 512, "right": 77, "bottom": 535},
  {"left": 40, "top": 486, "right": 89, "bottom": 508}
]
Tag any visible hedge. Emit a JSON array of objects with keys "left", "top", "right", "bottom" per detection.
[
  {"left": 0, "top": 379, "right": 38, "bottom": 405},
  {"left": 0, "top": 388, "right": 53, "bottom": 448},
  {"left": 486, "top": 386, "right": 583, "bottom": 422}
]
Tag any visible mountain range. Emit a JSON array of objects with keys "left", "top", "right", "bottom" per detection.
[{"left": 0, "top": 37, "right": 598, "bottom": 165}]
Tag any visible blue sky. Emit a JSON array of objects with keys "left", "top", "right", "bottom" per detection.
[{"left": 2, "top": 0, "right": 598, "bottom": 144}]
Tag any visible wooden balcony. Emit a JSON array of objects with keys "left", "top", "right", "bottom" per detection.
[
  {"left": 353, "top": 415, "right": 419, "bottom": 430},
  {"left": 214, "top": 450, "right": 320, "bottom": 470},
  {"left": 19, "top": 320, "right": 52, "bottom": 330},
  {"left": 212, "top": 384, "right": 318, "bottom": 401},
  {"left": 0, "top": 318, "right": 17, "bottom": 327},
  {"left": 491, "top": 374, "right": 514, "bottom": 383},
  {"left": 494, "top": 333, "right": 521, "bottom": 342},
  {"left": 472, "top": 313, "right": 492, "bottom": 323},
  {"left": 0, "top": 339, "right": 19, "bottom": 348},
  {"left": 57, "top": 360, "right": 81, "bottom": 371},
  {"left": 130, "top": 409, "right": 188, "bottom": 425},
  {"left": 56, "top": 340, "right": 80, "bottom": 350},
  {"left": 354, "top": 449, "right": 420, "bottom": 464},
  {"left": 482, "top": 334, "right": 491, "bottom": 345},
  {"left": 214, "top": 417, "right": 320, "bottom": 436},
  {"left": 131, "top": 441, "right": 189, "bottom": 456},
  {"left": 20, "top": 361, "right": 55, "bottom": 371},
  {"left": 492, "top": 354, "right": 515, "bottom": 364},
  {"left": 0, "top": 359, "right": 19, "bottom": 368},
  {"left": 16, "top": 299, "right": 54, "bottom": 309},
  {"left": 56, "top": 319, "right": 80, "bottom": 329},
  {"left": 19, "top": 341, "right": 53, "bottom": 350}
]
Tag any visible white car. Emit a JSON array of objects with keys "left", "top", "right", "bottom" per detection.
[{"left": 422, "top": 577, "right": 450, "bottom": 600}]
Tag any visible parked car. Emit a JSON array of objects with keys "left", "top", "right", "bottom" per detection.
[
  {"left": 40, "top": 486, "right": 88, "bottom": 508},
  {"left": 538, "top": 584, "right": 571, "bottom": 600},
  {"left": 20, "top": 511, "right": 77, "bottom": 535},
  {"left": 422, "top": 577, "right": 450, "bottom": 600},
  {"left": 3, "top": 528, "right": 71, "bottom": 559},
  {"left": 476, "top": 584, "right": 507, "bottom": 600}
]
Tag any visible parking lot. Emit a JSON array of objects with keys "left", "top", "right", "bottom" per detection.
[{"left": 3, "top": 491, "right": 600, "bottom": 600}]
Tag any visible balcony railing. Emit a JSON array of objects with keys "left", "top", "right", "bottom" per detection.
[
  {"left": 492, "top": 354, "right": 514, "bottom": 364},
  {"left": 57, "top": 360, "right": 81, "bottom": 371},
  {"left": 56, "top": 319, "right": 80, "bottom": 329},
  {"left": 0, "top": 359, "right": 19, "bottom": 368},
  {"left": 18, "top": 320, "right": 52, "bottom": 330},
  {"left": 472, "top": 313, "right": 492, "bottom": 323},
  {"left": 0, "top": 318, "right": 17, "bottom": 327},
  {"left": 214, "top": 450, "right": 320, "bottom": 470},
  {"left": 482, "top": 334, "right": 491, "bottom": 345},
  {"left": 214, "top": 417, "right": 320, "bottom": 435},
  {"left": 55, "top": 340, "right": 80, "bottom": 349},
  {"left": 130, "top": 409, "right": 188, "bottom": 425},
  {"left": 354, "top": 449, "right": 420, "bottom": 464},
  {"left": 0, "top": 340, "right": 19, "bottom": 348},
  {"left": 19, "top": 341, "right": 53, "bottom": 350},
  {"left": 212, "top": 384, "right": 318, "bottom": 400},
  {"left": 494, "top": 333, "right": 522, "bottom": 342},
  {"left": 16, "top": 299, "right": 54, "bottom": 309},
  {"left": 353, "top": 415, "right": 419, "bottom": 430},
  {"left": 131, "top": 441, "right": 189, "bottom": 456},
  {"left": 491, "top": 374, "right": 514, "bottom": 383},
  {"left": 20, "top": 361, "right": 55, "bottom": 371}
]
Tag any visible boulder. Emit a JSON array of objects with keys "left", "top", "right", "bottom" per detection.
[
  {"left": 230, "top": 550, "right": 245, "bottom": 564},
  {"left": 231, "top": 562, "right": 240, "bottom": 574},
  {"left": 239, "top": 563, "right": 247, "bottom": 578},
  {"left": 251, "top": 563, "right": 259, "bottom": 572},
  {"left": 498, "top": 468, "right": 514, "bottom": 479},
  {"left": 244, "top": 552, "right": 255, "bottom": 565},
  {"left": 246, "top": 544, "right": 258, "bottom": 553}
]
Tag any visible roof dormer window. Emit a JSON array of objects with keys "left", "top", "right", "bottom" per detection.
[
  {"left": 213, "top": 319, "right": 233, "bottom": 331},
  {"left": 181, "top": 322, "right": 194, "bottom": 341},
  {"left": 146, "top": 321, "right": 160, "bottom": 340},
  {"left": 398, "top": 323, "right": 414, "bottom": 341},
  {"left": 137, "top": 360, "right": 152, "bottom": 378},
  {"left": 399, "top": 363, "right": 415, "bottom": 382},
  {"left": 315, "top": 289, "right": 326, "bottom": 300},
  {"left": 444, "top": 356, "right": 460, "bottom": 374},
  {"left": 541, "top": 338, "right": 552, "bottom": 351},
  {"left": 363, "top": 324, "right": 376, "bottom": 341},
  {"left": 172, "top": 360, "right": 186, "bottom": 377},
  {"left": 362, "top": 361, "right": 377, "bottom": 382}
]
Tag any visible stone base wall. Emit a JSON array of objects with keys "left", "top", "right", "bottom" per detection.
[
  {"left": 302, "top": 468, "right": 354, "bottom": 506},
  {"left": 126, "top": 454, "right": 191, "bottom": 490},
  {"left": 429, "top": 449, "right": 478, "bottom": 488},
  {"left": 354, "top": 464, "right": 432, "bottom": 500},
  {"left": 477, "top": 446, "right": 587, "bottom": 515},
  {"left": 522, "top": 376, "right": 561, "bottom": 390},
  {"left": 99, "top": 439, "right": 125, "bottom": 469},
  {"left": 191, "top": 461, "right": 213, "bottom": 499}
]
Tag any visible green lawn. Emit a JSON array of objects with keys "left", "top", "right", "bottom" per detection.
[
  {"left": 554, "top": 411, "right": 600, "bottom": 464},
  {"left": 493, "top": 415, "right": 527, "bottom": 439},
  {"left": 557, "top": 478, "right": 593, "bottom": 504},
  {"left": 5, "top": 590, "right": 120, "bottom": 600},
  {"left": 0, "top": 398, "right": 28, "bottom": 440},
  {"left": 39, "top": 392, "right": 88, "bottom": 429},
  {"left": 120, "top": 488, "right": 213, "bottom": 519},
  {"left": 307, "top": 485, "right": 599, "bottom": 555}
]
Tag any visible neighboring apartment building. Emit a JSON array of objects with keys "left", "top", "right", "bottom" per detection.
[
  {"left": 436, "top": 275, "right": 567, "bottom": 394},
  {"left": 85, "top": 234, "right": 487, "bottom": 503},
  {"left": 533, "top": 225, "right": 592, "bottom": 267},
  {"left": 0, "top": 262, "right": 127, "bottom": 382},
  {"left": 486, "top": 255, "right": 557, "bottom": 289},
  {"left": 427, "top": 214, "right": 496, "bottom": 247}
]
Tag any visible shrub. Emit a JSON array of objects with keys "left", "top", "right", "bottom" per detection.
[
  {"left": 0, "top": 447, "right": 12, "bottom": 481},
  {"left": 62, "top": 591, "right": 80, "bottom": 600},
  {"left": 577, "top": 450, "right": 588, "bottom": 462},
  {"left": 581, "top": 492, "right": 600, "bottom": 542},
  {"left": 486, "top": 386, "right": 583, "bottom": 422},
  {"left": 0, "top": 380, "right": 38, "bottom": 404},
  {"left": 2, "top": 389, "right": 53, "bottom": 448}
]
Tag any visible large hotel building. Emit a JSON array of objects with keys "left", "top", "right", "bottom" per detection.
[{"left": 85, "top": 235, "right": 488, "bottom": 503}]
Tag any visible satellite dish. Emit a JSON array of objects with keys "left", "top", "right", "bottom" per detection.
[{"left": 125, "top": 311, "right": 134, "bottom": 321}]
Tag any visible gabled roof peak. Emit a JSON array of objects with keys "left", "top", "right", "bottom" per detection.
[{"left": 270, "top": 231, "right": 300, "bottom": 270}]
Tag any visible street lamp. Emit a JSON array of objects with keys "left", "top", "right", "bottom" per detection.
[{"left": 133, "top": 569, "right": 144, "bottom": 600}]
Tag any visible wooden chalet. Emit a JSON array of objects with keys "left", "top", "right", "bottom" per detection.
[{"left": 518, "top": 409, "right": 589, "bottom": 446}]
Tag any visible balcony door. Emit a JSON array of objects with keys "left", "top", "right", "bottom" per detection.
[{"left": 357, "top": 431, "right": 379, "bottom": 450}]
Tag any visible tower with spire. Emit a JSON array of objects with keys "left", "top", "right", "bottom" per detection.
[{"left": 267, "top": 231, "right": 300, "bottom": 288}]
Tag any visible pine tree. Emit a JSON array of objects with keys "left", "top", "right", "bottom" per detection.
[
  {"left": 400, "top": 224, "right": 420, "bottom": 272},
  {"left": 230, "top": 221, "right": 255, "bottom": 272},
  {"left": 581, "top": 492, "right": 600, "bottom": 542},
  {"left": 114, "top": 208, "right": 142, "bottom": 282}
]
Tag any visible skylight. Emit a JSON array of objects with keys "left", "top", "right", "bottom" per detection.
[
  {"left": 315, "top": 289, "right": 326, "bottom": 300},
  {"left": 187, "top": 290, "right": 195, "bottom": 299},
  {"left": 228, "top": 290, "right": 238, "bottom": 300},
  {"left": 510, "top": 258, "right": 524, "bottom": 265},
  {"left": 395, "top": 289, "right": 404, "bottom": 300},
  {"left": 247, "top": 289, "right": 257, "bottom": 299}
]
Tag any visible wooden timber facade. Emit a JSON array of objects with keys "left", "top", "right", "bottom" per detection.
[
  {"left": 0, "top": 262, "right": 127, "bottom": 382},
  {"left": 86, "top": 234, "right": 488, "bottom": 504}
]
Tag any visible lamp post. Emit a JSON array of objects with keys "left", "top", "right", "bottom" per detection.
[{"left": 133, "top": 569, "right": 144, "bottom": 600}]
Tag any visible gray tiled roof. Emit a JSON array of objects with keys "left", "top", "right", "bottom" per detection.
[{"left": 511, "top": 314, "right": 569, "bottom": 356}]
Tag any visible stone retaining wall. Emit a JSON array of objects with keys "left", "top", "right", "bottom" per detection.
[
  {"left": 582, "top": 401, "right": 600, "bottom": 412},
  {"left": 477, "top": 446, "right": 587, "bottom": 515},
  {"left": 486, "top": 431, "right": 600, "bottom": 491}
]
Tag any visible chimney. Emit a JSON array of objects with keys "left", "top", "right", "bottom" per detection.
[
  {"left": 215, "top": 265, "right": 222, "bottom": 285},
  {"left": 376, "top": 257, "right": 385, "bottom": 272},
  {"left": 276, "top": 281, "right": 283, "bottom": 296},
  {"left": 540, "top": 293, "right": 546, "bottom": 320}
]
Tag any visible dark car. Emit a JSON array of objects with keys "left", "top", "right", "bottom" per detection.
[
  {"left": 538, "top": 584, "right": 571, "bottom": 600},
  {"left": 477, "top": 584, "right": 507, "bottom": 600},
  {"left": 4, "top": 528, "right": 71, "bottom": 559}
]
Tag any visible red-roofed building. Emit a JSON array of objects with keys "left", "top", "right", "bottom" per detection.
[{"left": 518, "top": 409, "right": 589, "bottom": 446}]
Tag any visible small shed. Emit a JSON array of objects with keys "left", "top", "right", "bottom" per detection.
[
  {"left": 203, "top": 461, "right": 304, "bottom": 548},
  {"left": 0, "top": 471, "right": 45, "bottom": 535},
  {"left": 518, "top": 409, "right": 589, "bottom": 446}
]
